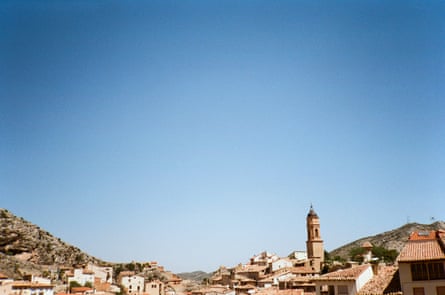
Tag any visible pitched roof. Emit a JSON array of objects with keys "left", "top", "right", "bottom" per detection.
[
  {"left": 235, "top": 264, "right": 268, "bottom": 273},
  {"left": 313, "top": 265, "right": 371, "bottom": 282},
  {"left": 255, "top": 288, "right": 306, "bottom": 295},
  {"left": 0, "top": 273, "right": 8, "bottom": 279},
  {"left": 398, "top": 231, "right": 445, "bottom": 262},
  {"left": 71, "top": 287, "right": 93, "bottom": 293},
  {"left": 12, "top": 282, "right": 54, "bottom": 289},
  {"left": 362, "top": 241, "right": 373, "bottom": 249},
  {"left": 357, "top": 266, "right": 401, "bottom": 295},
  {"left": 290, "top": 266, "right": 317, "bottom": 274},
  {"left": 191, "top": 286, "right": 233, "bottom": 295}
]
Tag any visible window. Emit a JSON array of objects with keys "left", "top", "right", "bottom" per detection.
[
  {"left": 429, "top": 262, "right": 445, "bottom": 280},
  {"left": 412, "top": 263, "right": 429, "bottom": 280},
  {"left": 411, "top": 262, "right": 445, "bottom": 281},
  {"left": 437, "top": 286, "right": 445, "bottom": 295},
  {"left": 413, "top": 287, "right": 425, "bottom": 295}
]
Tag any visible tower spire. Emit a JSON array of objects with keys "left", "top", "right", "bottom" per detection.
[{"left": 306, "top": 205, "right": 324, "bottom": 273}]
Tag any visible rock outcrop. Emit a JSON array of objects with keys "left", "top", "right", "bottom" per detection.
[{"left": 0, "top": 208, "right": 103, "bottom": 278}]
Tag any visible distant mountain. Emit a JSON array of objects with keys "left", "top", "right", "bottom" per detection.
[
  {"left": 329, "top": 221, "right": 445, "bottom": 260},
  {"left": 177, "top": 271, "right": 211, "bottom": 282},
  {"left": 2, "top": 207, "right": 443, "bottom": 281},
  {"left": 0, "top": 208, "right": 105, "bottom": 279}
]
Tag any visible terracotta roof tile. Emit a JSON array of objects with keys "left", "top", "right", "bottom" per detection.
[
  {"left": 236, "top": 265, "right": 268, "bottom": 273},
  {"left": 357, "top": 266, "right": 401, "bottom": 295},
  {"left": 408, "top": 231, "right": 436, "bottom": 241},
  {"left": 71, "top": 287, "right": 93, "bottom": 293},
  {"left": 313, "top": 265, "right": 371, "bottom": 281},
  {"left": 290, "top": 266, "right": 316, "bottom": 274},
  {"left": 255, "top": 288, "right": 305, "bottom": 295},
  {"left": 362, "top": 242, "right": 373, "bottom": 249},
  {"left": 12, "top": 282, "right": 54, "bottom": 288},
  {"left": 398, "top": 239, "right": 445, "bottom": 262}
]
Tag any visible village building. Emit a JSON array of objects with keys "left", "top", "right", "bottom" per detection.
[
  {"left": 255, "top": 287, "right": 309, "bottom": 295},
  {"left": 312, "top": 264, "right": 373, "bottom": 295},
  {"left": 70, "top": 287, "right": 94, "bottom": 295},
  {"left": 0, "top": 273, "right": 55, "bottom": 295},
  {"left": 397, "top": 230, "right": 445, "bottom": 295},
  {"left": 250, "top": 252, "right": 280, "bottom": 266},
  {"left": 145, "top": 280, "right": 164, "bottom": 295},
  {"left": 191, "top": 286, "right": 235, "bottom": 295},
  {"left": 209, "top": 206, "right": 324, "bottom": 294},
  {"left": 120, "top": 274, "right": 145, "bottom": 295},
  {"left": 3, "top": 281, "right": 55, "bottom": 295},
  {"left": 67, "top": 268, "right": 95, "bottom": 287},
  {"left": 211, "top": 267, "right": 232, "bottom": 286},
  {"left": 357, "top": 264, "right": 401, "bottom": 295},
  {"left": 288, "top": 251, "right": 308, "bottom": 262},
  {"left": 86, "top": 263, "right": 113, "bottom": 284},
  {"left": 22, "top": 275, "right": 51, "bottom": 285},
  {"left": 361, "top": 242, "right": 373, "bottom": 264},
  {"left": 271, "top": 259, "right": 293, "bottom": 273}
]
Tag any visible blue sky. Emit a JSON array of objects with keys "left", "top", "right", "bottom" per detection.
[{"left": 1, "top": 0, "right": 444, "bottom": 273}]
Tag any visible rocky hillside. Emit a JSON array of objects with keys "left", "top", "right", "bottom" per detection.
[
  {"left": 0, "top": 208, "right": 104, "bottom": 279},
  {"left": 177, "top": 271, "right": 211, "bottom": 282},
  {"left": 2, "top": 207, "right": 443, "bottom": 280},
  {"left": 329, "top": 221, "right": 445, "bottom": 260}
]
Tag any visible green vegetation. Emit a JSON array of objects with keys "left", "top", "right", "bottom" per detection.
[
  {"left": 69, "top": 281, "right": 82, "bottom": 290},
  {"left": 371, "top": 246, "right": 399, "bottom": 263},
  {"left": 84, "top": 282, "right": 93, "bottom": 288},
  {"left": 349, "top": 245, "right": 399, "bottom": 263},
  {"left": 349, "top": 247, "right": 366, "bottom": 263}
]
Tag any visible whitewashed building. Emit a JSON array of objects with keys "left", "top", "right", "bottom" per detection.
[
  {"left": 4, "top": 282, "right": 54, "bottom": 295},
  {"left": 120, "top": 274, "right": 145, "bottom": 294},
  {"left": 87, "top": 263, "right": 113, "bottom": 284},
  {"left": 68, "top": 269, "right": 95, "bottom": 286},
  {"left": 271, "top": 258, "right": 293, "bottom": 272},
  {"left": 289, "top": 251, "right": 308, "bottom": 261}
]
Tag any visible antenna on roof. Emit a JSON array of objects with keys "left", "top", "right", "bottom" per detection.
[{"left": 407, "top": 216, "right": 410, "bottom": 224}]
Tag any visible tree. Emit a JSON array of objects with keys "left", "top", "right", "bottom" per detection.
[
  {"left": 371, "top": 246, "right": 398, "bottom": 263},
  {"left": 349, "top": 247, "right": 366, "bottom": 263},
  {"left": 69, "top": 280, "right": 82, "bottom": 292},
  {"left": 324, "top": 250, "right": 331, "bottom": 262},
  {"left": 84, "top": 282, "right": 93, "bottom": 288},
  {"left": 349, "top": 245, "right": 399, "bottom": 264},
  {"left": 126, "top": 263, "right": 135, "bottom": 271}
]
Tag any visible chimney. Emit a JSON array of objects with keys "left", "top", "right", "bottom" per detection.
[{"left": 371, "top": 263, "right": 378, "bottom": 275}]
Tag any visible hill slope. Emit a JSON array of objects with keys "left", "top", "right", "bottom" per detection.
[
  {"left": 0, "top": 208, "right": 104, "bottom": 278},
  {"left": 329, "top": 221, "right": 445, "bottom": 260},
  {"left": 177, "top": 271, "right": 211, "bottom": 282}
]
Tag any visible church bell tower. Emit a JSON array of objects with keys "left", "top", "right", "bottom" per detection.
[{"left": 306, "top": 205, "right": 324, "bottom": 273}]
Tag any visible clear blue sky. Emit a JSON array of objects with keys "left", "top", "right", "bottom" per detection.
[{"left": 1, "top": 0, "right": 444, "bottom": 273}]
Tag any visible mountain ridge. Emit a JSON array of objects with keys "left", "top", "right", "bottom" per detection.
[
  {"left": 1, "top": 208, "right": 444, "bottom": 280},
  {"left": 0, "top": 208, "right": 106, "bottom": 279},
  {"left": 329, "top": 220, "right": 445, "bottom": 260}
]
